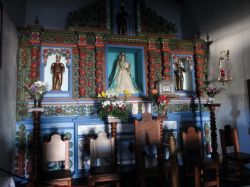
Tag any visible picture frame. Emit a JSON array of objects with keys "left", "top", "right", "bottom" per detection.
[{"left": 158, "top": 80, "right": 174, "bottom": 95}]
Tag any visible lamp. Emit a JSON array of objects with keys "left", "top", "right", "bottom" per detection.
[{"left": 218, "top": 50, "right": 234, "bottom": 85}]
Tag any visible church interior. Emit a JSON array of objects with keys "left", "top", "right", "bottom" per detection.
[{"left": 0, "top": 0, "right": 250, "bottom": 186}]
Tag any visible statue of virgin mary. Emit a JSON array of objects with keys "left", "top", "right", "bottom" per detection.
[{"left": 108, "top": 52, "right": 139, "bottom": 94}]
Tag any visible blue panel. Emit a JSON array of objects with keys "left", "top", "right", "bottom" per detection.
[{"left": 15, "top": 111, "right": 212, "bottom": 178}]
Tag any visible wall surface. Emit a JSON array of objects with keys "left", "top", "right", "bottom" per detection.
[
  {"left": 0, "top": 9, "right": 18, "bottom": 175},
  {"left": 144, "top": 0, "right": 182, "bottom": 38},
  {"left": 181, "top": 0, "right": 250, "bottom": 154},
  {"left": 24, "top": 0, "right": 93, "bottom": 29},
  {"left": 2, "top": 0, "right": 26, "bottom": 26}
]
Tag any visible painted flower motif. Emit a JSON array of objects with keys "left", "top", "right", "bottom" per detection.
[{"left": 55, "top": 107, "right": 63, "bottom": 113}]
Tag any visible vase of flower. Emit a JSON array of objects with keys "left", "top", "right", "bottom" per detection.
[
  {"left": 107, "top": 115, "right": 121, "bottom": 123},
  {"left": 97, "top": 89, "right": 132, "bottom": 122},
  {"left": 29, "top": 81, "right": 47, "bottom": 108},
  {"left": 34, "top": 94, "right": 42, "bottom": 108},
  {"left": 207, "top": 97, "right": 215, "bottom": 104},
  {"left": 20, "top": 80, "right": 48, "bottom": 108},
  {"left": 158, "top": 105, "right": 168, "bottom": 116},
  {"left": 150, "top": 89, "right": 170, "bottom": 117},
  {"left": 205, "top": 86, "right": 223, "bottom": 104}
]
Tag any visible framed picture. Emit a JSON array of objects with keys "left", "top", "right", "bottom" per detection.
[
  {"left": 40, "top": 46, "right": 72, "bottom": 98},
  {"left": 105, "top": 44, "right": 146, "bottom": 96},
  {"left": 158, "top": 80, "right": 174, "bottom": 95}
]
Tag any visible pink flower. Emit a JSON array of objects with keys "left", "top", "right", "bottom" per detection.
[{"left": 205, "top": 87, "right": 223, "bottom": 97}]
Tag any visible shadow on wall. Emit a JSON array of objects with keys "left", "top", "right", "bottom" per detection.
[{"left": 229, "top": 94, "right": 240, "bottom": 126}]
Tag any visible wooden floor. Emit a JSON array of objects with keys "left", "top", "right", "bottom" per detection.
[
  {"left": 15, "top": 166, "right": 250, "bottom": 187},
  {"left": 71, "top": 167, "right": 250, "bottom": 187}
]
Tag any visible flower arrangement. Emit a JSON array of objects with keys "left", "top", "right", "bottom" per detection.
[
  {"left": 30, "top": 81, "right": 48, "bottom": 97},
  {"left": 205, "top": 87, "right": 223, "bottom": 98},
  {"left": 28, "top": 81, "right": 48, "bottom": 99},
  {"left": 97, "top": 89, "right": 132, "bottom": 121},
  {"left": 19, "top": 80, "right": 48, "bottom": 108},
  {"left": 20, "top": 80, "right": 48, "bottom": 99},
  {"left": 150, "top": 89, "right": 170, "bottom": 116}
]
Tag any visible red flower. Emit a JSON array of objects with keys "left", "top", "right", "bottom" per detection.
[
  {"left": 151, "top": 89, "right": 158, "bottom": 95},
  {"left": 157, "top": 95, "right": 170, "bottom": 106}
]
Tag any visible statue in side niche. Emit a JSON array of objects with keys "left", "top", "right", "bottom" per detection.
[
  {"left": 51, "top": 54, "right": 65, "bottom": 90},
  {"left": 174, "top": 60, "right": 185, "bottom": 90}
]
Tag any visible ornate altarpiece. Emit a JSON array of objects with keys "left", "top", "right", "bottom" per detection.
[{"left": 15, "top": 0, "right": 209, "bottom": 180}]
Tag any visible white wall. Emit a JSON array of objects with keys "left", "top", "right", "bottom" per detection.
[
  {"left": 144, "top": 0, "right": 182, "bottom": 38},
  {"left": 0, "top": 10, "right": 18, "bottom": 175},
  {"left": 181, "top": 0, "right": 250, "bottom": 154},
  {"left": 2, "top": 0, "right": 26, "bottom": 26},
  {"left": 24, "top": 0, "right": 94, "bottom": 29}
]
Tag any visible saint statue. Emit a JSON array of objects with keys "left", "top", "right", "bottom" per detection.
[
  {"left": 116, "top": 3, "right": 128, "bottom": 35},
  {"left": 51, "top": 54, "right": 65, "bottom": 90},
  {"left": 109, "top": 52, "right": 139, "bottom": 94},
  {"left": 174, "top": 60, "right": 185, "bottom": 90}
]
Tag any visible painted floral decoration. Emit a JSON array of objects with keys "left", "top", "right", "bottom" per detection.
[
  {"left": 205, "top": 87, "right": 223, "bottom": 98},
  {"left": 97, "top": 89, "right": 132, "bottom": 121}
]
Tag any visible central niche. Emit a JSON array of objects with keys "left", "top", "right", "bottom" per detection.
[{"left": 105, "top": 44, "right": 146, "bottom": 96}]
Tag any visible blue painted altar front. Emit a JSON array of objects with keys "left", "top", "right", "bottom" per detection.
[{"left": 16, "top": 104, "right": 211, "bottom": 179}]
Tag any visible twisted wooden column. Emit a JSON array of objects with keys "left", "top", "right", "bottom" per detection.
[
  {"left": 94, "top": 34, "right": 104, "bottom": 95},
  {"left": 204, "top": 103, "right": 221, "bottom": 159},
  {"left": 110, "top": 122, "right": 117, "bottom": 140},
  {"left": 107, "top": 117, "right": 120, "bottom": 163},
  {"left": 156, "top": 116, "right": 165, "bottom": 141},
  {"left": 194, "top": 41, "right": 206, "bottom": 97},
  {"left": 95, "top": 49, "right": 104, "bottom": 94},
  {"left": 28, "top": 108, "right": 44, "bottom": 185},
  {"left": 78, "top": 47, "right": 87, "bottom": 97},
  {"left": 29, "top": 31, "right": 41, "bottom": 81},
  {"left": 78, "top": 34, "right": 88, "bottom": 97},
  {"left": 32, "top": 111, "right": 41, "bottom": 180},
  {"left": 160, "top": 39, "right": 171, "bottom": 81}
]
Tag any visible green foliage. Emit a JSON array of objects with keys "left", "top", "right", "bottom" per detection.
[
  {"left": 98, "top": 102, "right": 132, "bottom": 122},
  {"left": 97, "top": 90, "right": 132, "bottom": 122}
]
